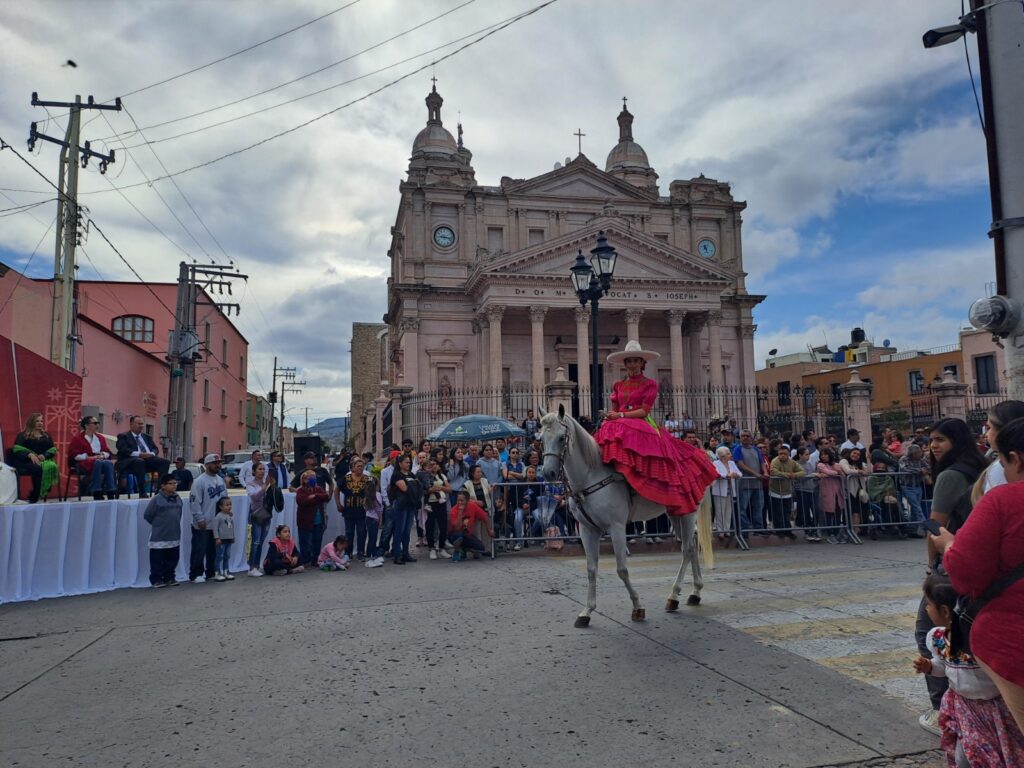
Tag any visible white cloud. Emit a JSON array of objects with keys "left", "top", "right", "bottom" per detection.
[{"left": 0, "top": 0, "right": 992, "bottom": 417}]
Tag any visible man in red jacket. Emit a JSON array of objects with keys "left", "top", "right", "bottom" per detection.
[{"left": 448, "top": 490, "right": 495, "bottom": 562}]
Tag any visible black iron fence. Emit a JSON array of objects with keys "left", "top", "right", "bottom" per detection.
[{"left": 399, "top": 384, "right": 846, "bottom": 444}]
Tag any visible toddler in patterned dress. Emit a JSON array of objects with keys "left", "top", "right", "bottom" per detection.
[{"left": 913, "top": 574, "right": 1024, "bottom": 767}]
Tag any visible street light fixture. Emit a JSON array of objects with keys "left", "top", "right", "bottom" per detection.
[
  {"left": 920, "top": 0, "right": 1015, "bottom": 48},
  {"left": 570, "top": 231, "right": 619, "bottom": 425}
]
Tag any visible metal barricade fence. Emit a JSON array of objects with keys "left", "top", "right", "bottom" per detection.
[{"left": 423, "top": 472, "right": 934, "bottom": 556}]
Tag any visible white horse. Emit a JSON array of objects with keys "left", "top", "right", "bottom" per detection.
[{"left": 539, "top": 405, "right": 708, "bottom": 627}]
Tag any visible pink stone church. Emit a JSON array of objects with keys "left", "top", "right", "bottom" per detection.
[{"left": 355, "top": 86, "right": 764, "bottom": 449}]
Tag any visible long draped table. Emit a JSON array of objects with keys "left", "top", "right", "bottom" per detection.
[{"left": 0, "top": 492, "right": 347, "bottom": 603}]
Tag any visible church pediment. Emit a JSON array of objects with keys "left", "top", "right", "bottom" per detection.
[
  {"left": 470, "top": 222, "right": 734, "bottom": 288},
  {"left": 501, "top": 156, "right": 655, "bottom": 201}
]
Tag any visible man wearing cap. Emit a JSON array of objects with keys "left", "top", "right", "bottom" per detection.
[
  {"left": 290, "top": 451, "right": 333, "bottom": 493},
  {"left": 188, "top": 454, "right": 228, "bottom": 583}
]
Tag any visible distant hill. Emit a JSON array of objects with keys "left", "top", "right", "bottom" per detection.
[{"left": 308, "top": 416, "right": 350, "bottom": 444}]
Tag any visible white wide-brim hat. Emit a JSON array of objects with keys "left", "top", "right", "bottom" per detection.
[{"left": 607, "top": 339, "right": 661, "bottom": 366}]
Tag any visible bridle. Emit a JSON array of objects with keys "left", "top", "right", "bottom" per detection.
[{"left": 542, "top": 417, "right": 622, "bottom": 530}]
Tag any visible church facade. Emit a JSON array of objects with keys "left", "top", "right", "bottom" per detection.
[{"left": 356, "top": 85, "right": 764, "bottom": 450}]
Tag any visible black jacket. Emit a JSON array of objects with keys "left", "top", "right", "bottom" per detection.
[{"left": 116, "top": 430, "right": 161, "bottom": 461}]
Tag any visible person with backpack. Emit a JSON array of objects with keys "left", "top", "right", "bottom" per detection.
[
  {"left": 932, "top": 416, "right": 1024, "bottom": 737},
  {"left": 388, "top": 454, "right": 423, "bottom": 565},
  {"left": 916, "top": 417, "right": 988, "bottom": 735}
]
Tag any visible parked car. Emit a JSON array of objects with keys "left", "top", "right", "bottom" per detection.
[{"left": 221, "top": 451, "right": 251, "bottom": 487}]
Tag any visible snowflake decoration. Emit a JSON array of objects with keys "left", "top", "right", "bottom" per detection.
[{"left": 48, "top": 387, "right": 63, "bottom": 401}]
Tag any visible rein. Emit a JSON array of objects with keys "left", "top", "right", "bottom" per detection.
[{"left": 544, "top": 418, "right": 622, "bottom": 531}]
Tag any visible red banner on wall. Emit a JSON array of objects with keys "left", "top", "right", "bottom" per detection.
[{"left": 0, "top": 335, "right": 82, "bottom": 477}]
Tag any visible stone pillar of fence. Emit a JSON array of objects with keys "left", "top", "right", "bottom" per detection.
[
  {"left": 840, "top": 370, "right": 873, "bottom": 440},
  {"left": 373, "top": 389, "right": 389, "bottom": 458},
  {"left": 362, "top": 409, "right": 373, "bottom": 455},
  {"left": 932, "top": 369, "right": 969, "bottom": 420},
  {"left": 545, "top": 366, "right": 577, "bottom": 416},
  {"left": 390, "top": 386, "right": 412, "bottom": 443}
]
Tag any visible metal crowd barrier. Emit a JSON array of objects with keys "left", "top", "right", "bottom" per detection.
[{"left": 411, "top": 469, "right": 935, "bottom": 557}]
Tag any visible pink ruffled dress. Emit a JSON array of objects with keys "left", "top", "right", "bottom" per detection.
[{"left": 594, "top": 374, "right": 716, "bottom": 515}]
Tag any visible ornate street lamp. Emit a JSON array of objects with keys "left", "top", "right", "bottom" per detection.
[{"left": 570, "top": 231, "right": 618, "bottom": 423}]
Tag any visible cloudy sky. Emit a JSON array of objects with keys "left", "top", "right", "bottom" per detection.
[{"left": 0, "top": 0, "right": 995, "bottom": 425}]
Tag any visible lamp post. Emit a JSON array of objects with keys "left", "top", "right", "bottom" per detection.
[{"left": 570, "top": 231, "right": 618, "bottom": 423}]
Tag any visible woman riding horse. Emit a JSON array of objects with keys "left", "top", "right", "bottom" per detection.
[{"left": 595, "top": 340, "right": 717, "bottom": 515}]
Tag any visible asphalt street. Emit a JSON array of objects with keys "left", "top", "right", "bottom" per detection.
[{"left": 0, "top": 538, "right": 943, "bottom": 767}]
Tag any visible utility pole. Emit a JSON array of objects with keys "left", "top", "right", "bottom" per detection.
[
  {"left": 273, "top": 362, "right": 297, "bottom": 450},
  {"left": 281, "top": 374, "right": 306, "bottom": 449},
  {"left": 303, "top": 407, "right": 312, "bottom": 433},
  {"left": 29, "top": 93, "right": 121, "bottom": 370},
  {"left": 926, "top": 4, "right": 1024, "bottom": 397},
  {"left": 166, "top": 262, "right": 248, "bottom": 461}
]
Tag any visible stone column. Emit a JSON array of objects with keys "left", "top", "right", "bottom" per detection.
[
  {"left": 545, "top": 366, "right": 576, "bottom": 416},
  {"left": 363, "top": 409, "right": 373, "bottom": 455},
  {"left": 667, "top": 309, "right": 686, "bottom": 418},
  {"left": 575, "top": 306, "right": 591, "bottom": 418},
  {"left": 529, "top": 306, "right": 548, "bottom": 407},
  {"left": 423, "top": 201, "right": 433, "bottom": 256},
  {"left": 390, "top": 386, "right": 412, "bottom": 444},
  {"left": 685, "top": 313, "right": 706, "bottom": 389},
  {"left": 624, "top": 308, "right": 644, "bottom": 344},
  {"left": 740, "top": 324, "right": 757, "bottom": 431},
  {"left": 400, "top": 317, "right": 420, "bottom": 392},
  {"left": 707, "top": 310, "right": 725, "bottom": 418},
  {"left": 373, "top": 389, "right": 389, "bottom": 458},
  {"left": 840, "top": 370, "right": 873, "bottom": 443},
  {"left": 485, "top": 304, "right": 505, "bottom": 415},
  {"left": 476, "top": 315, "right": 490, "bottom": 390},
  {"left": 933, "top": 369, "right": 969, "bottom": 420}
]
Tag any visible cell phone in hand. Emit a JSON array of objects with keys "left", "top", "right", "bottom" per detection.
[{"left": 924, "top": 519, "right": 943, "bottom": 537}]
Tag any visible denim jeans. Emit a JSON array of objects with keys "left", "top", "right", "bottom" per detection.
[
  {"left": 378, "top": 506, "right": 394, "bottom": 555},
  {"left": 365, "top": 517, "right": 380, "bottom": 559},
  {"left": 902, "top": 486, "right": 924, "bottom": 525},
  {"left": 390, "top": 499, "right": 413, "bottom": 561},
  {"left": 189, "top": 528, "right": 215, "bottom": 580},
  {"left": 342, "top": 511, "right": 366, "bottom": 558},
  {"left": 448, "top": 531, "right": 486, "bottom": 554},
  {"left": 248, "top": 523, "right": 269, "bottom": 569},
  {"left": 737, "top": 481, "right": 764, "bottom": 531},
  {"left": 88, "top": 459, "right": 116, "bottom": 492},
  {"left": 215, "top": 541, "right": 232, "bottom": 572},
  {"left": 426, "top": 502, "right": 448, "bottom": 549},
  {"left": 298, "top": 524, "right": 325, "bottom": 566}
]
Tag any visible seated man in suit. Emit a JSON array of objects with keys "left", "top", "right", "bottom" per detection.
[{"left": 116, "top": 416, "right": 170, "bottom": 498}]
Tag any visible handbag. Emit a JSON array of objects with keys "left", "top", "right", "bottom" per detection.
[
  {"left": 857, "top": 487, "right": 870, "bottom": 504},
  {"left": 250, "top": 492, "right": 274, "bottom": 526},
  {"left": 955, "top": 562, "right": 1024, "bottom": 652}
]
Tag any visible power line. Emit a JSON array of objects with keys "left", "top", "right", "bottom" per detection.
[
  {"left": 0, "top": 198, "right": 57, "bottom": 217},
  {"left": 76, "top": 0, "right": 559, "bottom": 194},
  {"left": 88, "top": 217, "right": 178, "bottom": 321},
  {"left": 101, "top": 0, "right": 478, "bottom": 142},
  {"left": 110, "top": 7, "right": 521, "bottom": 152},
  {"left": 122, "top": 104, "right": 233, "bottom": 265},
  {"left": 95, "top": 109, "right": 210, "bottom": 263}
]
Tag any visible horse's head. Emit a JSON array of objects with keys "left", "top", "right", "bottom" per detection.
[{"left": 539, "top": 404, "right": 568, "bottom": 483}]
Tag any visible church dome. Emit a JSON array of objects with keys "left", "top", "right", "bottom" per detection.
[
  {"left": 605, "top": 103, "right": 652, "bottom": 172},
  {"left": 411, "top": 85, "right": 457, "bottom": 157}
]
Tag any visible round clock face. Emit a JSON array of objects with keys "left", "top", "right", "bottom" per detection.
[
  {"left": 697, "top": 239, "right": 716, "bottom": 258},
  {"left": 433, "top": 226, "right": 456, "bottom": 248}
]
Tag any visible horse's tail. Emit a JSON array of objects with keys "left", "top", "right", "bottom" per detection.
[{"left": 696, "top": 491, "right": 714, "bottom": 570}]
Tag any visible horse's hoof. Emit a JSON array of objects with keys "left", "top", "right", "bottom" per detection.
[
  {"left": 665, "top": 599, "right": 680, "bottom": 612},
  {"left": 686, "top": 594, "right": 701, "bottom": 606},
  {"left": 631, "top": 608, "right": 646, "bottom": 622},
  {"left": 574, "top": 615, "right": 591, "bottom": 628}
]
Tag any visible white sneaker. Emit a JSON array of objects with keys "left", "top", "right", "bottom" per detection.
[
  {"left": 224, "top": 571, "right": 235, "bottom": 580},
  {"left": 437, "top": 548, "right": 451, "bottom": 559},
  {"left": 193, "top": 575, "right": 206, "bottom": 584},
  {"left": 513, "top": 543, "right": 522, "bottom": 551},
  {"left": 429, "top": 548, "right": 438, "bottom": 560},
  {"left": 918, "top": 709, "right": 941, "bottom": 736},
  {"left": 213, "top": 573, "right": 227, "bottom": 582},
  {"left": 366, "top": 557, "right": 383, "bottom": 568},
  {"left": 248, "top": 568, "right": 262, "bottom": 577}
]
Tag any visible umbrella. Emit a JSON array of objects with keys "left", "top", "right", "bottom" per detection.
[{"left": 426, "top": 414, "right": 526, "bottom": 442}]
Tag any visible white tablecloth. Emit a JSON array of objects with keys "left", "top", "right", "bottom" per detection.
[{"left": 0, "top": 492, "right": 347, "bottom": 603}]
